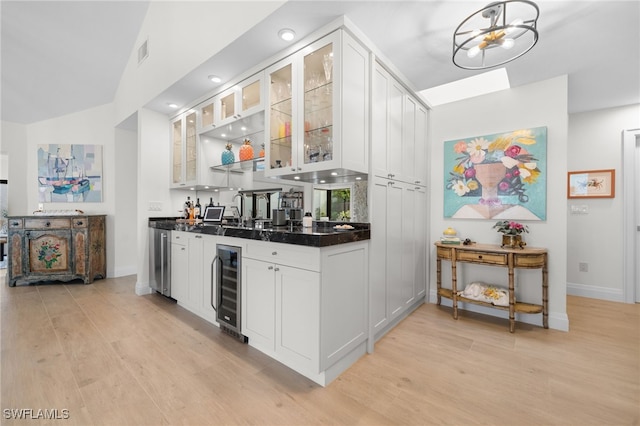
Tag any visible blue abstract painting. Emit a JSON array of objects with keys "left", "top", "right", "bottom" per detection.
[{"left": 37, "top": 144, "right": 103, "bottom": 203}]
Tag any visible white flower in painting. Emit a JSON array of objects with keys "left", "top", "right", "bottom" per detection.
[
  {"left": 452, "top": 180, "right": 471, "bottom": 196},
  {"left": 518, "top": 162, "right": 537, "bottom": 179},
  {"left": 501, "top": 156, "right": 520, "bottom": 169},
  {"left": 467, "top": 138, "right": 490, "bottom": 156}
]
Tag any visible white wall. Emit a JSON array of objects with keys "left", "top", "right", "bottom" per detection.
[
  {"left": 1, "top": 121, "right": 28, "bottom": 214},
  {"left": 7, "top": 103, "right": 137, "bottom": 278},
  {"left": 114, "top": 127, "right": 138, "bottom": 277},
  {"left": 429, "top": 76, "right": 569, "bottom": 331},
  {"left": 136, "top": 108, "right": 173, "bottom": 294},
  {"left": 566, "top": 104, "right": 640, "bottom": 301},
  {"left": 114, "top": 1, "right": 285, "bottom": 125}
]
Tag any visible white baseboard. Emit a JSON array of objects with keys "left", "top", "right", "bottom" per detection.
[
  {"left": 113, "top": 265, "right": 137, "bottom": 278},
  {"left": 428, "top": 290, "right": 569, "bottom": 332},
  {"left": 135, "top": 280, "right": 153, "bottom": 296},
  {"left": 566, "top": 282, "right": 625, "bottom": 303}
]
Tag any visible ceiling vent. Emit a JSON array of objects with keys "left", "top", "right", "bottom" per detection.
[{"left": 137, "top": 39, "right": 149, "bottom": 65}]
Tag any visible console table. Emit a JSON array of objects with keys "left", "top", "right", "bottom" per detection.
[
  {"left": 434, "top": 242, "right": 548, "bottom": 332},
  {"left": 7, "top": 215, "right": 106, "bottom": 286}
]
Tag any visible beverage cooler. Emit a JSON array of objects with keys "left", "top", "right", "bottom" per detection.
[{"left": 212, "top": 244, "right": 246, "bottom": 342}]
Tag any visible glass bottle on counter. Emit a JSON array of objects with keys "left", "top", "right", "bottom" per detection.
[{"left": 195, "top": 198, "right": 202, "bottom": 219}]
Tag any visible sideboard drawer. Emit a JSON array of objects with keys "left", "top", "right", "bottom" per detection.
[
  {"left": 24, "top": 218, "right": 71, "bottom": 229},
  {"left": 8, "top": 219, "right": 23, "bottom": 229},
  {"left": 457, "top": 250, "right": 507, "bottom": 265},
  {"left": 72, "top": 217, "right": 89, "bottom": 228},
  {"left": 514, "top": 253, "right": 546, "bottom": 268},
  {"left": 437, "top": 246, "right": 453, "bottom": 260}
]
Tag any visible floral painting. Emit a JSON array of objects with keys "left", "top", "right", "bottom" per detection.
[
  {"left": 37, "top": 144, "right": 103, "bottom": 203},
  {"left": 444, "top": 127, "right": 547, "bottom": 220}
]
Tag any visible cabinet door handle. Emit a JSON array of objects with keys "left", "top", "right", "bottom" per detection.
[
  {"left": 274, "top": 267, "right": 280, "bottom": 272},
  {"left": 45, "top": 221, "right": 51, "bottom": 227},
  {"left": 291, "top": 168, "right": 296, "bottom": 171},
  {"left": 268, "top": 266, "right": 274, "bottom": 270},
  {"left": 76, "top": 221, "right": 84, "bottom": 226},
  {"left": 272, "top": 251, "right": 277, "bottom": 256},
  {"left": 195, "top": 235, "right": 202, "bottom": 239},
  {"left": 388, "top": 181, "right": 395, "bottom": 186},
  {"left": 211, "top": 255, "right": 220, "bottom": 312}
]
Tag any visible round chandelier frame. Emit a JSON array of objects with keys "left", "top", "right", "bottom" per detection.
[{"left": 453, "top": 0, "right": 540, "bottom": 70}]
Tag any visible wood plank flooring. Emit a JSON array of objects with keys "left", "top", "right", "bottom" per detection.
[{"left": 1, "top": 271, "right": 638, "bottom": 425}]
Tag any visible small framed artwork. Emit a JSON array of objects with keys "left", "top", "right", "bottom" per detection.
[{"left": 567, "top": 169, "right": 615, "bottom": 198}]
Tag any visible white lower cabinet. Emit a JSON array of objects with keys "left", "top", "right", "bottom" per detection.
[
  {"left": 170, "top": 232, "right": 189, "bottom": 304},
  {"left": 170, "top": 231, "right": 221, "bottom": 325},
  {"left": 242, "top": 239, "right": 368, "bottom": 386},
  {"left": 370, "top": 177, "right": 427, "bottom": 340},
  {"left": 243, "top": 258, "right": 319, "bottom": 372}
]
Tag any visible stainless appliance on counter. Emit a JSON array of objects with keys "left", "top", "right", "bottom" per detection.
[
  {"left": 212, "top": 244, "right": 246, "bottom": 342},
  {"left": 149, "top": 227, "right": 171, "bottom": 297}
]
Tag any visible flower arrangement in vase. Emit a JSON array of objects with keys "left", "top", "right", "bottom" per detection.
[
  {"left": 221, "top": 143, "right": 235, "bottom": 165},
  {"left": 493, "top": 220, "right": 528, "bottom": 248}
]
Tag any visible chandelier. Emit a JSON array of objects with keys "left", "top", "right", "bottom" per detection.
[{"left": 453, "top": 0, "right": 540, "bottom": 70}]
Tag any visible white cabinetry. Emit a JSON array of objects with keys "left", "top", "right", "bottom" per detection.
[
  {"left": 242, "top": 239, "right": 368, "bottom": 386},
  {"left": 371, "top": 62, "right": 427, "bottom": 186},
  {"left": 370, "top": 62, "right": 428, "bottom": 341},
  {"left": 171, "top": 111, "right": 198, "bottom": 188},
  {"left": 170, "top": 231, "right": 220, "bottom": 325},
  {"left": 170, "top": 231, "right": 189, "bottom": 303},
  {"left": 265, "top": 30, "right": 369, "bottom": 180},
  {"left": 197, "top": 72, "right": 264, "bottom": 133}
]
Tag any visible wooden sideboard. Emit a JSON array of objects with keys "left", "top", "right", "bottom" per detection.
[
  {"left": 434, "top": 242, "right": 548, "bottom": 332},
  {"left": 7, "top": 215, "right": 106, "bottom": 286}
]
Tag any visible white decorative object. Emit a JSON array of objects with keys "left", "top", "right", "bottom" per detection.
[{"left": 458, "top": 281, "right": 510, "bottom": 306}]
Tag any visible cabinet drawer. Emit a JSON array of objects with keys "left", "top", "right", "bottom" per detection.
[
  {"left": 514, "top": 253, "right": 546, "bottom": 268},
  {"left": 457, "top": 250, "right": 507, "bottom": 265},
  {"left": 171, "top": 231, "right": 186, "bottom": 244},
  {"left": 24, "top": 218, "right": 71, "bottom": 229},
  {"left": 437, "top": 246, "right": 453, "bottom": 260},
  {"left": 8, "top": 219, "right": 23, "bottom": 229},
  {"left": 71, "top": 217, "right": 89, "bottom": 228},
  {"left": 244, "top": 240, "right": 320, "bottom": 271}
]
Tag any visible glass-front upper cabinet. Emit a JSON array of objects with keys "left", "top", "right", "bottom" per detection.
[
  {"left": 198, "top": 99, "right": 215, "bottom": 132},
  {"left": 265, "top": 30, "right": 368, "bottom": 179},
  {"left": 303, "top": 42, "right": 334, "bottom": 167},
  {"left": 219, "top": 73, "right": 264, "bottom": 125},
  {"left": 266, "top": 59, "right": 295, "bottom": 171},
  {"left": 171, "top": 110, "right": 198, "bottom": 188}
]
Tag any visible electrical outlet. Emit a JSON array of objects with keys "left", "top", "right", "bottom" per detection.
[
  {"left": 570, "top": 205, "right": 589, "bottom": 215},
  {"left": 147, "top": 201, "right": 162, "bottom": 212},
  {"left": 579, "top": 262, "right": 589, "bottom": 272}
]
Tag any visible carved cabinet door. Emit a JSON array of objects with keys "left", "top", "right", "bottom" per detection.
[{"left": 25, "top": 230, "right": 73, "bottom": 277}]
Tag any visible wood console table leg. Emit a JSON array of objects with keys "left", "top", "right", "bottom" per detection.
[
  {"left": 436, "top": 258, "right": 442, "bottom": 305},
  {"left": 508, "top": 253, "right": 515, "bottom": 333},
  {"left": 543, "top": 254, "right": 549, "bottom": 329},
  {"left": 451, "top": 254, "right": 458, "bottom": 320}
]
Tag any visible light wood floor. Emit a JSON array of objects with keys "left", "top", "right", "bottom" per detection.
[{"left": 1, "top": 271, "right": 638, "bottom": 426}]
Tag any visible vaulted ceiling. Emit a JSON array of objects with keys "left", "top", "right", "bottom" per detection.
[{"left": 2, "top": 1, "right": 638, "bottom": 125}]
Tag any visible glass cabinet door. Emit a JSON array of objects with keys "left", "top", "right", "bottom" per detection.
[
  {"left": 172, "top": 118, "right": 183, "bottom": 184},
  {"left": 242, "top": 79, "right": 261, "bottom": 112},
  {"left": 200, "top": 101, "right": 214, "bottom": 129},
  {"left": 268, "top": 62, "right": 293, "bottom": 170},
  {"left": 185, "top": 111, "right": 197, "bottom": 182},
  {"left": 220, "top": 92, "right": 235, "bottom": 122},
  {"left": 303, "top": 42, "right": 333, "bottom": 165}
]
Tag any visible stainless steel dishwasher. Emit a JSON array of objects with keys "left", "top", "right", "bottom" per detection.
[{"left": 149, "top": 226, "right": 171, "bottom": 297}]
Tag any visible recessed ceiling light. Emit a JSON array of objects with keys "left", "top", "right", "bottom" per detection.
[
  {"left": 208, "top": 75, "right": 222, "bottom": 83},
  {"left": 331, "top": 172, "right": 338, "bottom": 176},
  {"left": 320, "top": 180, "right": 326, "bottom": 183},
  {"left": 278, "top": 28, "right": 296, "bottom": 42},
  {"left": 167, "top": 103, "right": 178, "bottom": 108},
  {"left": 294, "top": 176, "right": 300, "bottom": 180},
  {"left": 355, "top": 177, "right": 362, "bottom": 180}
]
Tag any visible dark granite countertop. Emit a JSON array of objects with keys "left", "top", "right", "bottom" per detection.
[{"left": 149, "top": 218, "right": 370, "bottom": 248}]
